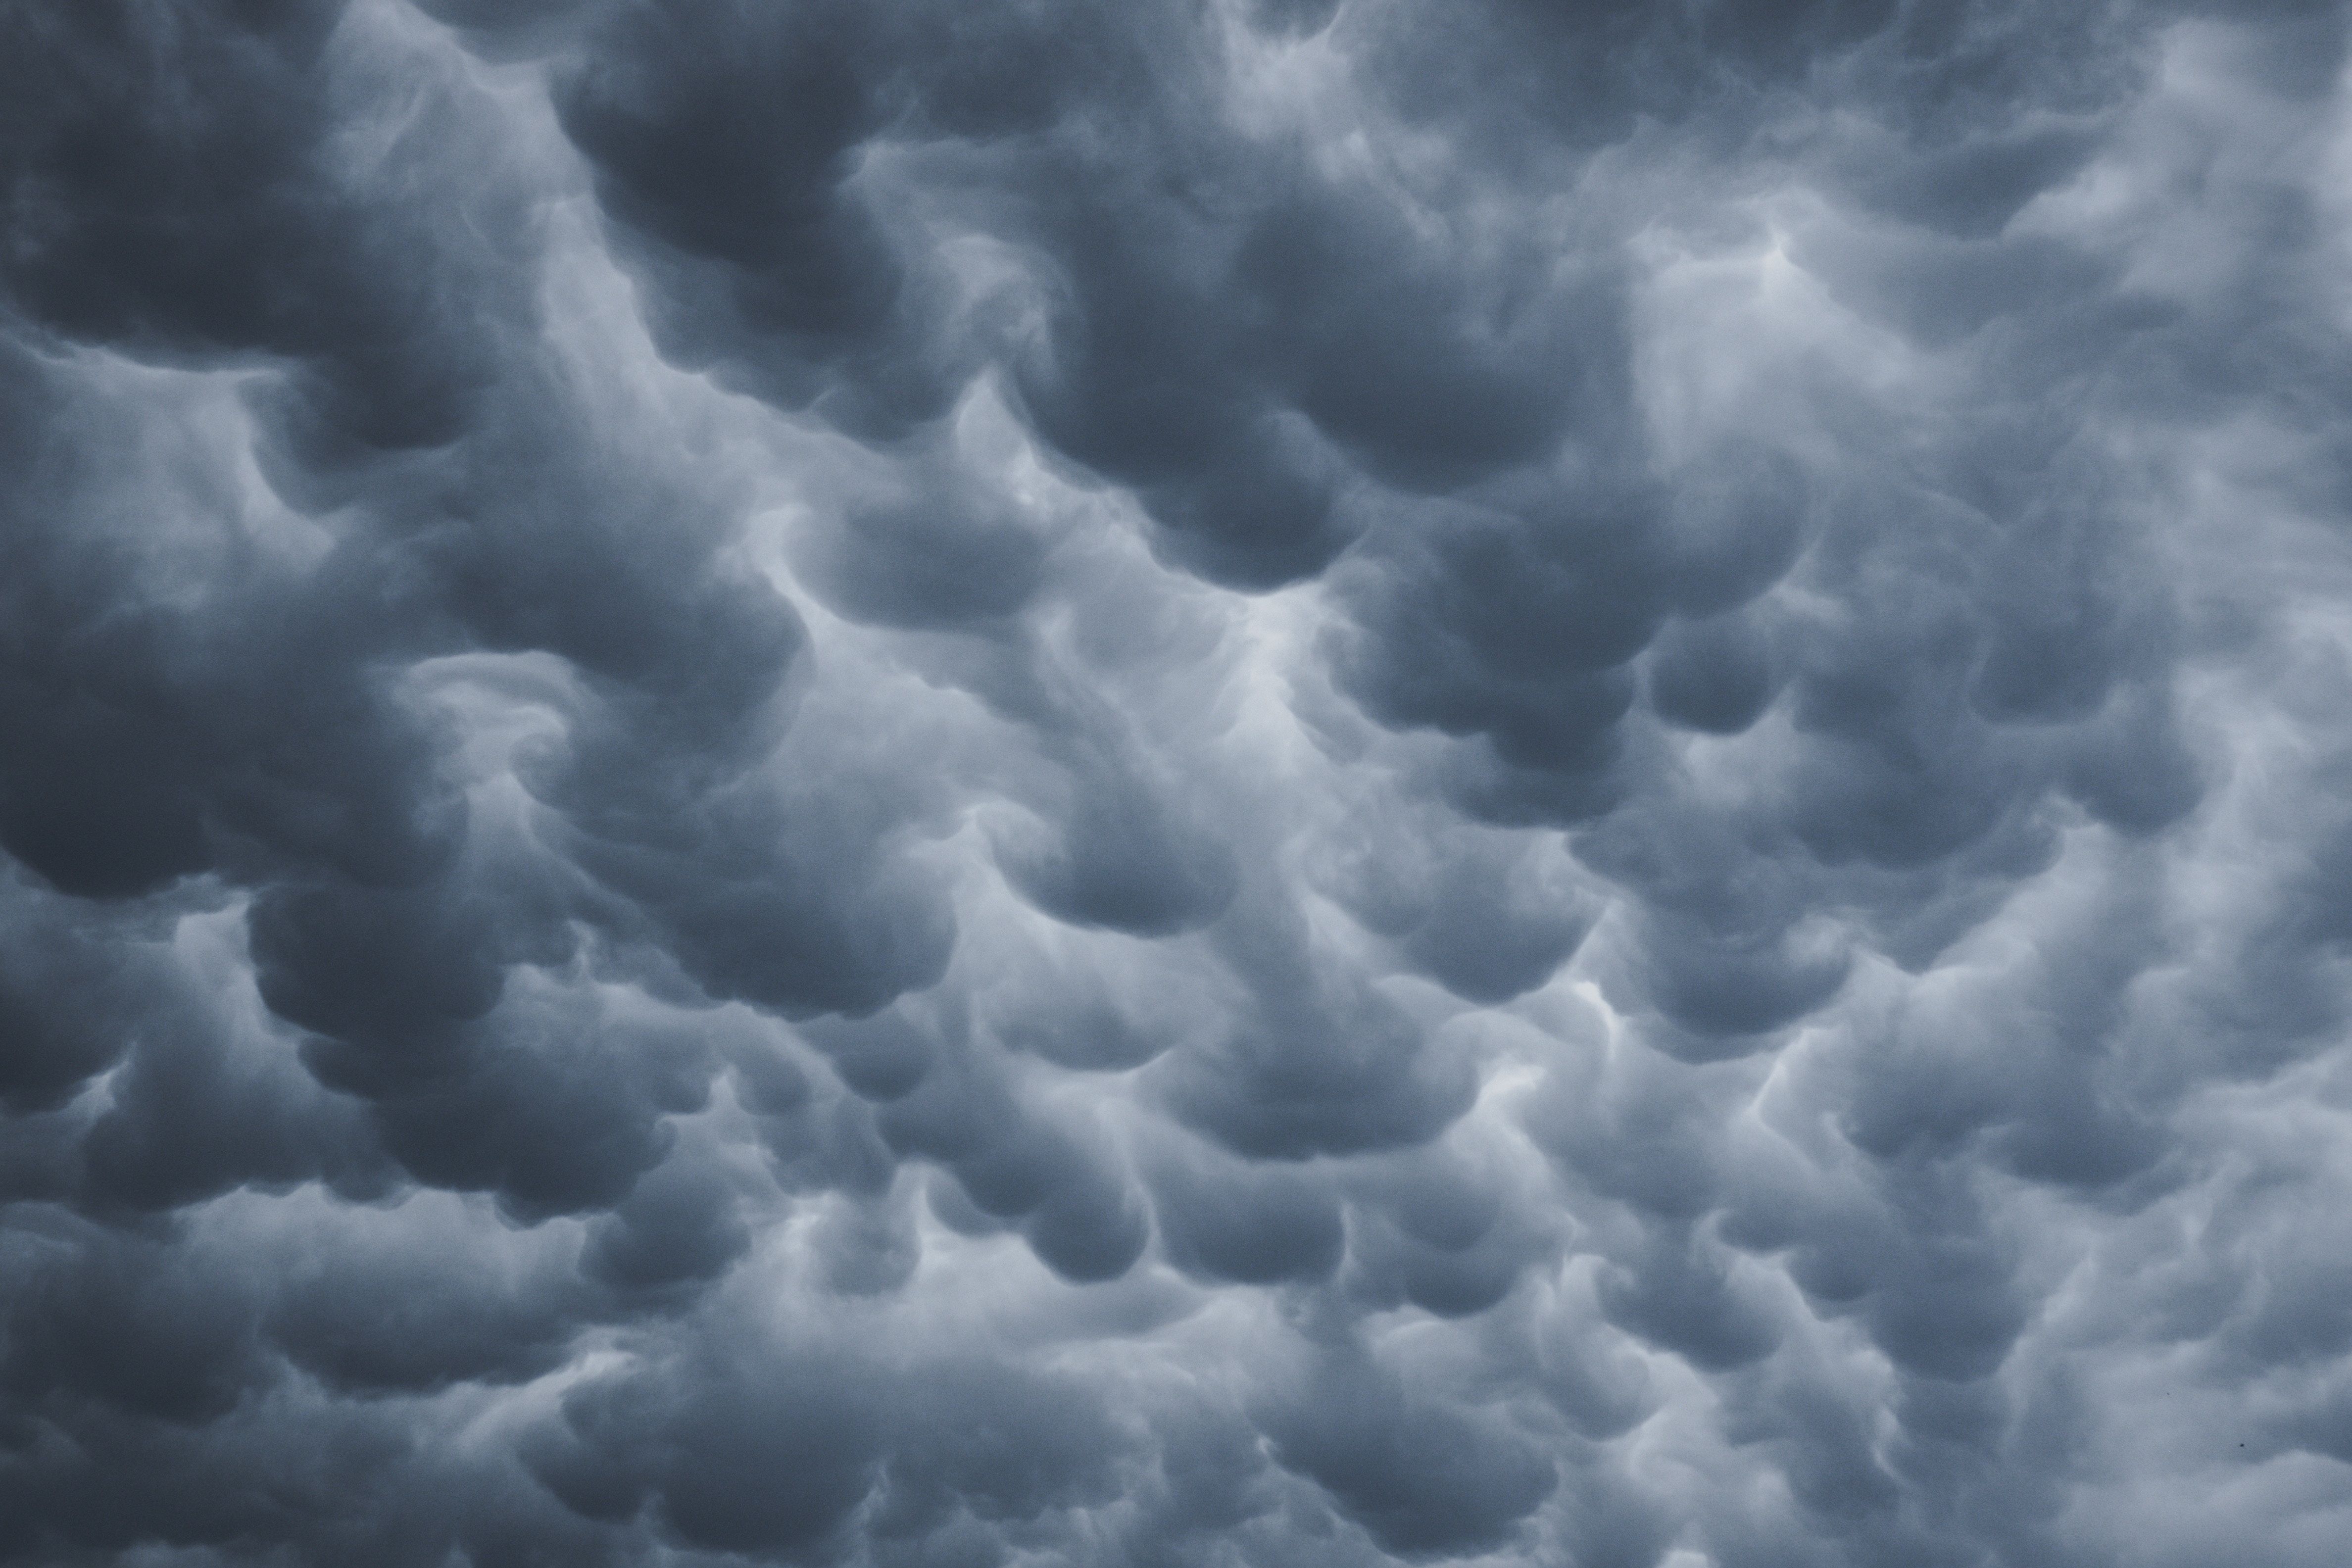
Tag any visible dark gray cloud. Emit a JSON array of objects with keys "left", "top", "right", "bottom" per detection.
[{"left": 4, "top": 0, "right": 2352, "bottom": 1565}]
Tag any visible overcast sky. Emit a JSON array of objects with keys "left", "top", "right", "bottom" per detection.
[{"left": 3, "top": 1, "right": 2351, "bottom": 1565}]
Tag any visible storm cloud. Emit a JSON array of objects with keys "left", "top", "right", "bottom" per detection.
[{"left": 3, "top": 0, "right": 2351, "bottom": 1563}]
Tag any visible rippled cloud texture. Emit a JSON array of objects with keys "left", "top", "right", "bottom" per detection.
[{"left": 4, "top": 1, "right": 2352, "bottom": 1564}]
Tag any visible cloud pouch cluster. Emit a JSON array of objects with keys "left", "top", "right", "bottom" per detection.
[{"left": 3, "top": 0, "right": 2351, "bottom": 1564}]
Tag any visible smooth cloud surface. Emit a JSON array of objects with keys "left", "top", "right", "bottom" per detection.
[{"left": 4, "top": 1, "right": 2352, "bottom": 1564}]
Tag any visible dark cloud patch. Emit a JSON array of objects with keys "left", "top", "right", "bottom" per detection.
[
  {"left": 1156, "top": 886, "right": 1479, "bottom": 1159},
  {"left": 792, "top": 466, "right": 1054, "bottom": 632},
  {"left": 1341, "top": 1149, "right": 1554, "bottom": 1318},
  {"left": 78, "top": 983, "right": 393, "bottom": 1214},
  {"left": 990, "top": 745, "right": 1241, "bottom": 937},
  {"left": 1144, "top": 1130, "right": 1345, "bottom": 1287},
  {"left": 1257, "top": 1344, "right": 1558, "bottom": 1556},
  {"left": 0, "top": 887, "right": 171, "bottom": 1116},
  {"left": 525, "top": 1339, "right": 885, "bottom": 1555},
  {"left": 1645, "top": 610, "right": 1780, "bottom": 735},
  {"left": 1313, "top": 807, "right": 1601, "bottom": 1003},
  {"left": 0, "top": 339, "right": 458, "bottom": 905},
  {"left": 0, "top": 0, "right": 511, "bottom": 454},
  {"left": 1597, "top": 1220, "right": 1784, "bottom": 1372},
  {"left": 0, "top": 1215, "right": 266, "bottom": 1426},
  {"left": 552, "top": 0, "right": 931, "bottom": 429},
  {"left": 876, "top": 1028, "right": 1150, "bottom": 1280},
  {"left": 524, "top": 1323, "right": 1136, "bottom": 1560},
  {"left": 267, "top": 1192, "right": 592, "bottom": 1393}
]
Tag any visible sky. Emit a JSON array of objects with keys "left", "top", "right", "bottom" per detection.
[{"left": 2, "top": 1, "right": 2351, "bottom": 1565}]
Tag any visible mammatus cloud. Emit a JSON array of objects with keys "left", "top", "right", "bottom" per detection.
[{"left": 3, "top": 0, "right": 2350, "bottom": 1563}]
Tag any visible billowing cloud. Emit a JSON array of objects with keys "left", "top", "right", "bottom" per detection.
[{"left": 4, "top": 0, "right": 2351, "bottom": 1564}]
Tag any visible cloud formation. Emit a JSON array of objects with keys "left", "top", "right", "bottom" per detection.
[{"left": 3, "top": 0, "right": 2351, "bottom": 1564}]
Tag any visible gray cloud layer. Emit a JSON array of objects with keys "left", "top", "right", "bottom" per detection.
[{"left": 3, "top": 0, "right": 2351, "bottom": 1564}]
